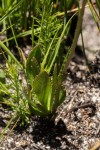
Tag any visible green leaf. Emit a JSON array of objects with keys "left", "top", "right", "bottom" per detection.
[
  {"left": 88, "top": 0, "right": 100, "bottom": 31},
  {"left": 26, "top": 56, "right": 40, "bottom": 85},
  {"left": 58, "top": 87, "right": 66, "bottom": 105},
  {"left": 96, "top": 0, "right": 100, "bottom": 10},
  {"left": 26, "top": 44, "right": 40, "bottom": 62},
  {"left": 34, "top": 48, "right": 42, "bottom": 65},
  {"left": 52, "top": 81, "right": 65, "bottom": 112},
  {"left": 29, "top": 101, "right": 48, "bottom": 116},
  {"left": 41, "top": 25, "right": 62, "bottom": 71},
  {"left": 66, "top": 0, "right": 78, "bottom": 10},
  {"left": 45, "top": 12, "right": 76, "bottom": 73},
  {"left": 0, "top": 0, "right": 25, "bottom": 24},
  {"left": 0, "top": 70, "right": 5, "bottom": 84},
  {"left": 50, "top": 64, "right": 58, "bottom": 111},
  {"left": 33, "top": 71, "right": 52, "bottom": 111},
  {"left": 0, "top": 41, "right": 22, "bottom": 68},
  {"left": 3, "top": 28, "right": 40, "bottom": 43},
  {"left": 0, "top": 81, "right": 10, "bottom": 95}
]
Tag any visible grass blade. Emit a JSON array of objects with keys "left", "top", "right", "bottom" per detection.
[{"left": 0, "top": 40, "right": 22, "bottom": 68}]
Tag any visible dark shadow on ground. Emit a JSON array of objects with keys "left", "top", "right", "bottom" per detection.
[{"left": 31, "top": 118, "right": 78, "bottom": 150}]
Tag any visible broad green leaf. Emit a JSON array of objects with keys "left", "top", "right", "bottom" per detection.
[
  {"left": 26, "top": 56, "right": 40, "bottom": 85},
  {"left": 26, "top": 44, "right": 40, "bottom": 63},
  {"left": 51, "top": 64, "right": 58, "bottom": 111},
  {"left": 52, "top": 79, "right": 65, "bottom": 112},
  {"left": 34, "top": 48, "right": 42, "bottom": 65},
  {"left": 53, "top": 81, "right": 61, "bottom": 112},
  {"left": 29, "top": 101, "right": 48, "bottom": 116},
  {"left": 33, "top": 71, "right": 52, "bottom": 111},
  {"left": 58, "top": 87, "right": 66, "bottom": 105}
]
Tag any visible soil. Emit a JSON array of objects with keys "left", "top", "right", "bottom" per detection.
[
  {"left": 0, "top": 5, "right": 100, "bottom": 150},
  {"left": 0, "top": 51, "right": 100, "bottom": 150}
]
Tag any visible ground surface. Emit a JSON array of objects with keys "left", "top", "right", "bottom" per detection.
[
  {"left": 0, "top": 5, "right": 100, "bottom": 150},
  {"left": 0, "top": 52, "right": 100, "bottom": 150}
]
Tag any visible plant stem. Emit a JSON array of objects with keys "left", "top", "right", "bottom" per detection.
[
  {"left": 0, "top": 40, "right": 22, "bottom": 68},
  {"left": 63, "top": 0, "right": 87, "bottom": 74}
]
